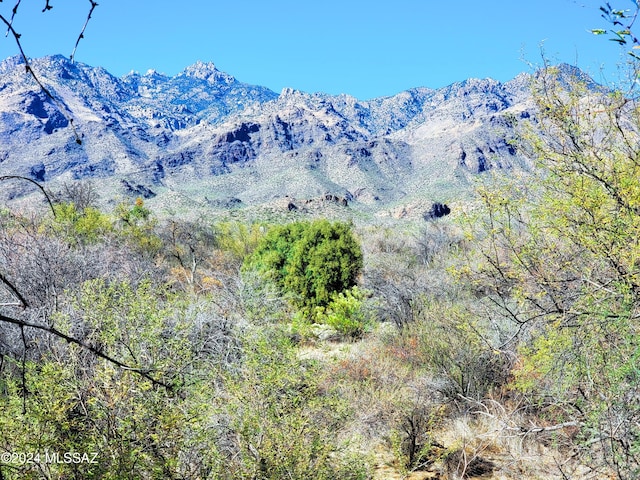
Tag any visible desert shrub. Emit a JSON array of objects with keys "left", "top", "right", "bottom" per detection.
[
  {"left": 0, "top": 279, "right": 234, "bottom": 480},
  {"left": 239, "top": 267, "right": 295, "bottom": 324},
  {"left": 48, "top": 201, "right": 113, "bottom": 244},
  {"left": 363, "top": 221, "right": 464, "bottom": 329},
  {"left": 52, "top": 180, "right": 99, "bottom": 212},
  {"left": 245, "top": 219, "right": 363, "bottom": 312},
  {"left": 383, "top": 300, "right": 511, "bottom": 403},
  {"left": 224, "top": 328, "right": 372, "bottom": 479},
  {"left": 413, "top": 220, "right": 465, "bottom": 266},
  {"left": 215, "top": 221, "right": 266, "bottom": 265},
  {"left": 0, "top": 206, "right": 163, "bottom": 323},
  {"left": 114, "top": 197, "right": 162, "bottom": 256},
  {"left": 313, "top": 286, "right": 372, "bottom": 339},
  {"left": 391, "top": 404, "right": 446, "bottom": 472},
  {"left": 158, "top": 218, "right": 220, "bottom": 293}
]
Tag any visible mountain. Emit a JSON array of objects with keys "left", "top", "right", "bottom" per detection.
[{"left": 0, "top": 54, "right": 539, "bottom": 216}]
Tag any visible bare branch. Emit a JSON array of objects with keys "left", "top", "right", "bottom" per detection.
[
  {"left": 19, "top": 324, "right": 27, "bottom": 414},
  {"left": 0, "top": 175, "right": 56, "bottom": 217},
  {"left": 70, "top": 1, "right": 98, "bottom": 63},
  {"left": 0, "top": 311, "right": 174, "bottom": 391},
  {"left": 0, "top": 271, "right": 29, "bottom": 309},
  {"left": 0, "top": 14, "right": 82, "bottom": 144},
  {"left": 5, "top": 1, "right": 22, "bottom": 34}
]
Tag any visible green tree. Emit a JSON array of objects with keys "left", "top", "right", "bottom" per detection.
[
  {"left": 464, "top": 64, "right": 640, "bottom": 478},
  {"left": 246, "top": 219, "right": 363, "bottom": 313},
  {"left": 48, "top": 201, "right": 113, "bottom": 245}
]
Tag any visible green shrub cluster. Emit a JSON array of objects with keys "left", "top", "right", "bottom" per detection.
[
  {"left": 313, "top": 286, "right": 372, "bottom": 339},
  {"left": 0, "top": 204, "right": 374, "bottom": 479},
  {"left": 245, "top": 219, "right": 363, "bottom": 312}
]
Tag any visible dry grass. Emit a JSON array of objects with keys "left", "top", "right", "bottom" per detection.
[{"left": 297, "top": 321, "right": 599, "bottom": 480}]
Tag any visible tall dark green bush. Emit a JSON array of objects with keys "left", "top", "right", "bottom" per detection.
[{"left": 245, "top": 220, "right": 363, "bottom": 311}]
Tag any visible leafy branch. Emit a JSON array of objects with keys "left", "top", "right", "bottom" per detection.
[
  {"left": 0, "top": 311, "right": 174, "bottom": 391},
  {"left": 592, "top": 1, "right": 640, "bottom": 60}
]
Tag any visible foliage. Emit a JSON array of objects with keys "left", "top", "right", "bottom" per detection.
[
  {"left": 224, "top": 327, "right": 372, "bottom": 479},
  {"left": 215, "top": 221, "right": 265, "bottom": 265},
  {"left": 0, "top": 202, "right": 378, "bottom": 479},
  {"left": 114, "top": 197, "right": 162, "bottom": 255},
  {"left": 48, "top": 201, "right": 113, "bottom": 244},
  {"left": 0, "top": 278, "right": 232, "bottom": 479},
  {"left": 382, "top": 296, "right": 511, "bottom": 402},
  {"left": 463, "top": 65, "right": 640, "bottom": 478},
  {"left": 53, "top": 181, "right": 100, "bottom": 212},
  {"left": 245, "top": 219, "right": 363, "bottom": 313},
  {"left": 239, "top": 267, "right": 295, "bottom": 325},
  {"left": 591, "top": 1, "right": 640, "bottom": 61},
  {"left": 313, "top": 286, "right": 372, "bottom": 339}
]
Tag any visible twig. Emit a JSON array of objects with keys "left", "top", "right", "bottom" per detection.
[
  {"left": 19, "top": 324, "right": 27, "bottom": 415},
  {"left": 0, "top": 271, "right": 29, "bottom": 309},
  {"left": 0, "top": 311, "right": 174, "bottom": 391},
  {"left": 0, "top": 14, "right": 82, "bottom": 144},
  {"left": 70, "top": 1, "right": 98, "bottom": 63},
  {"left": 0, "top": 175, "right": 56, "bottom": 217},
  {"left": 5, "top": 1, "right": 22, "bottom": 34},
  {"left": 505, "top": 421, "right": 580, "bottom": 434}
]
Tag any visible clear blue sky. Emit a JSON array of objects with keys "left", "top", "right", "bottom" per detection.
[{"left": 0, "top": 0, "right": 633, "bottom": 99}]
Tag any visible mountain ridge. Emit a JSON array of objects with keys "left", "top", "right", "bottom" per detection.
[{"left": 0, "top": 54, "right": 561, "bottom": 216}]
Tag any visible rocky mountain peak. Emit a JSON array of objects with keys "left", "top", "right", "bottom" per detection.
[
  {"left": 0, "top": 55, "right": 598, "bottom": 213},
  {"left": 279, "top": 87, "right": 299, "bottom": 97},
  {"left": 179, "top": 60, "right": 235, "bottom": 84},
  {"left": 0, "top": 55, "right": 25, "bottom": 74},
  {"left": 142, "top": 69, "right": 170, "bottom": 81}
]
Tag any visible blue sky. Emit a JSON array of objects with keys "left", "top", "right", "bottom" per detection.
[{"left": 0, "top": 0, "right": 633, "bottom": 99}]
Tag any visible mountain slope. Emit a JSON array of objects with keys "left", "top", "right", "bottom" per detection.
[{"left": 0, "top": 54, "right": 539, "bottom": 214}]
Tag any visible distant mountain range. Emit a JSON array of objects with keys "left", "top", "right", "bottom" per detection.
[{"left": 0, "top": 54, "right": 557, "bottom": 217}]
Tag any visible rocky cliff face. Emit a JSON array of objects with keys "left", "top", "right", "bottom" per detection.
[{"left": 0, "top": 54, "right": 541, "bottom": 211}]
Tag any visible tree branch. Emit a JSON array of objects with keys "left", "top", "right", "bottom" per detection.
[
  {"left": 0, "top": 312, "right": 174, "bottom": 391},
  {"left": 0, "top": 272, "right": 29, "bottom": 309},
  {"left": 0, "top": 13, "right": 82, "bottom": 144},
  {"left": 70, "top": 1, "right": 98, "bottom": 63},
  {"left": 0, "top": 175, "right": 56, "bottom": 217},
  {"left": 5, "top": 1, "right": 22, "bottom": 32}
]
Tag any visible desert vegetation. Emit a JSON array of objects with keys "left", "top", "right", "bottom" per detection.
[
  {"left": 2, "top": 60, "right": 640, "bottom": 479},
  {"left": 2, "top": 2, "right": 640, "bottom": 479}
]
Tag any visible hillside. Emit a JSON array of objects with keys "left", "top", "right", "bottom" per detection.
[{"left": 0, "top": 55, "right": 538, "bottom": 217}]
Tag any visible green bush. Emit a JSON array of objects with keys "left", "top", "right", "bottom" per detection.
[
  {"left": 314, "top": 286, "right": 372, "bottom": 339},
  {"left": 245, "top": 219, "right": 363, "bottom": 312},
  {"left": 215, "top": 221, "right": 265, "bottom": 264},
  {"left": 225, "top": 328, "right": 372, "bottom": 479},
  {"left": 49, "top": 201, "right": 113, "bottom": 244},
  {"left": 114, "top": 198, "right": 162, "bottom": 255}
]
